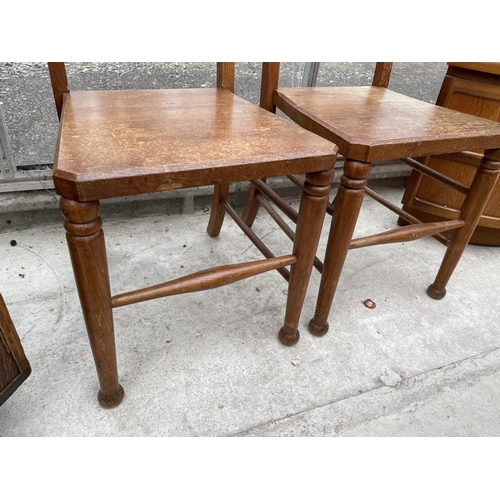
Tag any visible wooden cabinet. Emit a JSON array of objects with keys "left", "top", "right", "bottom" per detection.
[
  {"left": 400, "top": 62, "right": 500, "bottom": 245},
  {"left": 0, "top": 294, "right": 31, "bottom": 405}
]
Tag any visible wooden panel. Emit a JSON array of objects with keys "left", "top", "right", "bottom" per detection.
[
  {"left": 0, "top": 293, "right": 31, "bottom": 405},
  {"left": 0, "top": 294, "right": 30, "bottom": 372},
  {"left": 401, "top": 203, "right": 500, "bottom": 245},
  {"left": 421, "top": 156, "right": 500, "bottom": 216},
  {"left": 448, "top": 93, "right": 500, "bottom": 122},
  {"left": 0, "top": 338, "right": 20, "bottom": 393},
  {"left": 448, "top": 62, "right": 500, "bottom": 76},
  {"left": 415, "top": 157, "right": 472, "bottom": 210},
  {"left": 401, "top": 65, "right": 500, "bottom": 245},
  {"left": 444, "top": 78, "right": 500, "bottom": 126}
]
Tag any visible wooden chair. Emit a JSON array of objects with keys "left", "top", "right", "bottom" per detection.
[
  {"left": 47, "top": 62, "right": 338, "bottom": 408},
  {"left": 1, "top": 293, "right": 31, "bottom": 405},
  {"left": 400, "top": 62, "right": 500, "bottom": 246},
  {"left": 242, "top": 62, "right": 500, "bottom": 336}
]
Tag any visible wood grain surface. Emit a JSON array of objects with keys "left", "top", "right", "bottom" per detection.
[
  {"left": 53, "top": 88, "right": 337, "bottom": 201},
  {"left": 275, "top": 86, "right": 500, "bottom": 162}
]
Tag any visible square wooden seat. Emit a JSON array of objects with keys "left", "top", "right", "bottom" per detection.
[
  {"left": 275, "top": 86, "right": 500, "bottom": 162},
  {"left": 49, "top": 63, "right": 338, "bottom": 408},
  {"left": 54, "top": 88, "right": 337, "bottom": 200},
  {"left": 242, "top": 62, "right": 500, "bottom": 337}
]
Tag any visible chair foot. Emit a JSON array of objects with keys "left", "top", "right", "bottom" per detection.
[
  {"left": 427, "top": 284, "right": 446, "bottom": 300},
  {"left": 308, "top": 318, "right": 329, "bottom": 336},
  {"left": 98, "top": 384, "right": 125, "bottom": 408},
  {"left": 279, "top": 326, "right": 300, "bottom": 346}
]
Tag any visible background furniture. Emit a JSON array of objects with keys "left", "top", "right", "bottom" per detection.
[
  {"left": 0, "top": 293, "right": 31, "bottom": 405},
  {"left": 48, "top": 62, "right": 337, "bottom": 408},
  {"left": 242, "top": 62, "right": 500, "bottom": 336},
  {"left": 400, "top": 62, "right": 500, "bottom": 246}
]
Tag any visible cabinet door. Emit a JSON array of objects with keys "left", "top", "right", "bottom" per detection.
[{"left": 401, "top": 63, "right": 500, "bottom": 246}]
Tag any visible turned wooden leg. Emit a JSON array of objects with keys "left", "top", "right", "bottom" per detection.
[
  {"left": 279, "top": 169, "right": 334, "bottom": 346},
  {"left": 242, "top": 181, "right": 265, "bottom": 227},
  {"left": 207, "top": 183, "right": 230, "bottom": 237},
  {"left": 428, "top": 148, "right": 500, "bottom": 299},
  {"left": 60, "top": 198, "right": 124, "bottom": 408},
  {"left": 309, "top": 160, "right": 372, "bottom": 336}
]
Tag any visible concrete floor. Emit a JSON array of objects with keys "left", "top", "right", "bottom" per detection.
[{"left": 1, "top": 185, "right": 499, "bottom": 437}]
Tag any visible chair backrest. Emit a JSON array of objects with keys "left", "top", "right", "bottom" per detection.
[
  {"left": 260, "top": 62, "right": 281, "bottom": 113},
  {"left": 372, "top": 62, "right": 393, "bottom": 88},
  {"left": 47, "top": 62, "right": 236, "bottom": 121},
  {"left": 47, "top": 63, "right": 69, "bottom": 120}
]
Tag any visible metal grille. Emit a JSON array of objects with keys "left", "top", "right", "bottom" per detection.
[{"left": 302, "top": 62, "right": 320, "bottom": 87}]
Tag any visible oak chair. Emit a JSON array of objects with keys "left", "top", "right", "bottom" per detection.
[
  {"left": 242, "top": 62, "right": 500, "bottom": 336},
  {"left": 47, "top": 62, "right": 338, "bottom": 408}
]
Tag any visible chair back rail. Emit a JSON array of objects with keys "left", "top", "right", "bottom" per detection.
[
  {"left": 372, "top": 62, "right": 393, "bottom": 88},
  {"left": 47, "top": 62, "right": 69, "bottom": 120},
  {"left": 48, "top": 62, "right": 236, "bottom": 120}
]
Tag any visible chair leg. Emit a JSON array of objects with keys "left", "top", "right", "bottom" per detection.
[
  {"left": 207, "top": 183, "right": 230, "bottom": 237},
  {"left": 241, "top": 181, "right": 265, "bottom": 227},
  {"left": 279, "top": 169, "right": 334, "bottom": 346},
  {"left": 60, "top": 198, "right": 124, "bottom": 408},
  {"left": 428, "top": 148, "right": 500, "bottom": 299},
  {"left": 308, "top": 160, "right": 372, "bottom": 336}
]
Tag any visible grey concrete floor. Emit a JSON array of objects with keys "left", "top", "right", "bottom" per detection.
[{"left": 1, "top": 186, "right": 499, "bottom": 437}]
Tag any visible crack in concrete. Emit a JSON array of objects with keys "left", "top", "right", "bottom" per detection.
[{"left": 232, "top": 345, "right": 500, "bottom": 436}]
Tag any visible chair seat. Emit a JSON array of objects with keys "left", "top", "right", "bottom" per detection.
[
  {"left": 53, "top": 88, "right": 337, "bottom": 201},
  {"left": 275, "top": 86, "right": 500, "bottom": 162}
]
